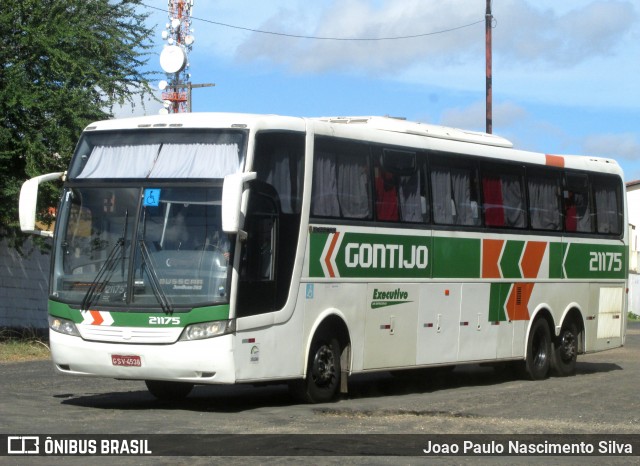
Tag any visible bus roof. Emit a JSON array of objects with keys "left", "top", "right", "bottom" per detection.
[
  {"left": 312, "top": 116, "right": 514, "bottom": 148},
  {"left": 82, "top": 112, "right": 623, "bottom": 177}
]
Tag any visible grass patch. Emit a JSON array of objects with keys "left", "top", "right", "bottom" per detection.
[
  {"left": 629, "top": 312, "right": 640, "bottom": 322},
  {"left": 0, "top": 328, "right": 50, "bottom": 363}
]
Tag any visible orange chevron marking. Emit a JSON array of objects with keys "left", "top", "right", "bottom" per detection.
[
  {"left": 90, "top": 310, "right": 103, "bottom": 326},
  {"left": 520, "top": 241, "right": 547, "bottom": 279},
  {"left": 505, "top": 282, "right": 534, "bottom": 321},
  {"left": 482, "top": 239, "right": 504, "bottom": 278},
  {"left": 324, "top": 232, "right": 340, "bottom": 278}
]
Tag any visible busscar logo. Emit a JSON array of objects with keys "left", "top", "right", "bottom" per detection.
[
  {"left": 7, "top": 436, "right": 39, "bottom": 455},
  {"left": 371, "top": 288, "right": 412, "bottom": 309}
]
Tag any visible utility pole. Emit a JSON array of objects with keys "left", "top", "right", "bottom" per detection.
[{"left": 485, "top": 0, "right": 493, "bottom": 134}]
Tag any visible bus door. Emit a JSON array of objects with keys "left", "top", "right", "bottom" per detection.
[{"left": 235, "top": 182, "right": 280, "bottom": 317}]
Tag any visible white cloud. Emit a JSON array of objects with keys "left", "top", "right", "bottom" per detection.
[
  {"left": 439, "top": 100, "right": 529, "bottom": 132},
  {"left": 494, "top": 0, "right": 637, "bottom": 66},
  {"left": 231, "top": 0, "right": 637, "bottom": 74},
  {"left": 582, "top": 133, "right": 640, "bottom": 161},
  {"left": 235, "top": 0, "right": 483, "bottom": 73}
]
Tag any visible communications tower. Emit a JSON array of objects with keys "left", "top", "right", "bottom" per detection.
[{"left": 159, "top": 0, "right": 195, "bottom": 113}]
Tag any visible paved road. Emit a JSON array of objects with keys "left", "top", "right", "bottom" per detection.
[{"left": 1, "top": 322, "right": 639, "bottom": 464}]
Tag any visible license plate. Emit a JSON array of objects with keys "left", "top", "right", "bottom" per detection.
[{"left": 111, "top": 355, "right": 142, "bottom": 367}]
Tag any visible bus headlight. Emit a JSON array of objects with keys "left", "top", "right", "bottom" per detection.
[
  {"left": 48, "top": 315, "right": 80, "bottom": 337},
  {"left": 180, "top": 319, "right": 235, "bottom": 341}
]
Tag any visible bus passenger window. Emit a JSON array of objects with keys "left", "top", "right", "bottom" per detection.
[
  {"left": 311, "top": 138, "right": 371, "bottom": 220},
  {"left": 375, "top": 169, "right": 399, "bottom": 221},
  {"left": 338, "top": 153, "right": 370, "bottom": 219},
  {"left": 594, "top": 176, "right": 622, "bottom": 235},
  {"left": 528, "top": 171, "right": 562, "bottom": 231},
  {"left": 481, "top": 166, "right": 526, "bottom": 229},
  {"left": 374, "top": 148, "right": 423, "bottom": 223},
  {"left": 431, "top": 162, "right": 480, "bottom": 226},
  {"left": 564, "top": 173, "right": 593, "bottom": 233},
  {"left": 399, "top": 172, "right": 423, "bottom": 222}
]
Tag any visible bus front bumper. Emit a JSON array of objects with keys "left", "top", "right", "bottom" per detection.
[{"left": 49, "top": 331, "right": 236, "bottom": 384}]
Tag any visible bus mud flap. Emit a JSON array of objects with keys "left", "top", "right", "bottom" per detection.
[{"left": 340, "top": 345, "right": 350, "bottom": 394}]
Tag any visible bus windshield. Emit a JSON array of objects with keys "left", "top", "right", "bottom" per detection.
[{"left": 52, "top": 186, "right": 232, "bottom": 310}]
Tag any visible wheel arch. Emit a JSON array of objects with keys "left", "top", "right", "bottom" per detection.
[
  {"left": 304, "top": 309, "right": 352, "bottom": 377},
  {"left": 525, "top": 306, "right": 555, "bottom": 357}
]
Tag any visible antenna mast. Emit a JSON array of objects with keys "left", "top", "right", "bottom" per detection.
[{"left": 159, "top": 0, "right": 195, "bottom": 113}]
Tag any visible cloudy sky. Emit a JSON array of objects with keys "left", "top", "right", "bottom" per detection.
[{"left": 134, "top": 0, "right": 640, "bottom": 181}]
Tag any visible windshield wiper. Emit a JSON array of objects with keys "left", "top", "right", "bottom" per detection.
[
  {"left": 138, "top": 239, "right": 173, "bottom": 314},
  {"left": 81, "top": 237, "right": 126, "bottom": 310},
  {"left": 81, "top": 209, "right": 129, "bottom": 310}
]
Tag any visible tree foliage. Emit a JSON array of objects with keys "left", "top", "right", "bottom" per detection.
[{"left": 0, "top": 0, "right": 156, "bottom": 249}]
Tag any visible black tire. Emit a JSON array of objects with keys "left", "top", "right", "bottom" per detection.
[
  {"left": 524, "top": 318, "right": 552, "bottom": 380},
  {"left": 290, "top": 334, "right": 341, "bottom": 403},
  {"left": 145, "top": 380, "right": 194, "bottom": 400},
  {"left": 551, "top": 321, "right": 578, "bottom": 377}
]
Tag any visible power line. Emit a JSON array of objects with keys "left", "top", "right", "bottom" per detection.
[{"left": 143, "top": 3, "right": 484, "bottom": 41}]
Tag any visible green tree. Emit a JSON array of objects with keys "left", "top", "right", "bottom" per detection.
[{"left": 0, "top": 0, "right": 156, "bottom": 249}]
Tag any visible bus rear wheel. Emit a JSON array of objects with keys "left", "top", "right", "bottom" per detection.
[
  {"left": 523, "top": 318, "right": 552, "bottom": 380},
  {"left": 290, "top": 334, "right": 341, "bottom": 403},
  {"left": 145, "top": 380, "right": 194, "bottom": 400},
  {"left": 551, "top": 321, "right": 578, "bottom": 377}
]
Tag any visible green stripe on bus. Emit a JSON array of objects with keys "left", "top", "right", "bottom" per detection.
[
  {"left": 488, "top": 283, "right": 510, "bottom": 321},
  {"left": 549, "top": 242, "right": 565, "bottom": 279},
  {"left": 432, "top": 237, "right": 480, "bottom": 279},
  {"left": 563, "top": 243, "right": 627, "bottom": 279},
  {"left": 48, "top": 301, "right": 230, "bottom": 326},
  {"left": 500, "top": 240, "right": 525, "bottom": 279},
  {"left": 309, "top": 230, "right": 627, "bottom": 280},
  {"left": 309, "top": 231, "right": 329, "bottom": 278}
]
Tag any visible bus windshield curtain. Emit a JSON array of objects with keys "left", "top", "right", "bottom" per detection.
[{"left": 77, "top": 143, "right": 240, "bottom": 179}]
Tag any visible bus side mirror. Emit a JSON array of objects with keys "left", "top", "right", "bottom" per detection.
[
  {"left": 222, "top": 172, "right": 256, "bottom": 234},
  {"left": 19, "top": 172, "right": 64, "bottom": 238}
]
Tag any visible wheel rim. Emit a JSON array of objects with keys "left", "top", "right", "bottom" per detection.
[
  {"left": 311, "top": 344, "right": 336, "bottom": 388},
  {"left": 559, "top": 330, "right": 577, "bottom": 362}
]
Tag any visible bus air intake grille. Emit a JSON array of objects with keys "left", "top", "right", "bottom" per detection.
[{"left": 78, "top": 325, "right": 182, "bottom": 344}]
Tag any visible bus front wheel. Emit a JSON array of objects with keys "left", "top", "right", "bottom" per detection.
[
  {"left": 145, "top": 380, "right": 194, "bottom": 400},
  {"left": 290, "top": 333, "right": 341, "bottom": 403},
  {"left": 523, "top": 318, "right": 552, "bottom": 380}
]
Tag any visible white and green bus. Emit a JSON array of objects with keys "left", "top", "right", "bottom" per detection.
[{"left": 20, "top": 113, "right": 628, "bottom": 403}]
